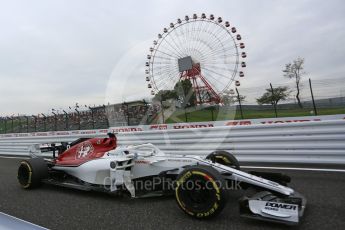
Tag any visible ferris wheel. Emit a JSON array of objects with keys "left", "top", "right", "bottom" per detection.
[{"left": 145, "top": 13, "right": 246, "bottom": 104}]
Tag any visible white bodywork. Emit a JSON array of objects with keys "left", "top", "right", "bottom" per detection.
[{"left": 52, "top": 143, "right": 294, "bottom": 198}]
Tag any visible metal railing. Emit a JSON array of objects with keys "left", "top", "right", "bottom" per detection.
[{"left": 0, "top": 119, "right": 344, "bottom": 164}]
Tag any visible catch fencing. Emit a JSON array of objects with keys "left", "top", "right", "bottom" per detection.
[{"left": 0, "top": 116, "right": 344, "bottom": 164}]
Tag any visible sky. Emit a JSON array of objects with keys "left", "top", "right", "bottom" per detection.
[{"left": 0, "top": 0, "right": 344, "bottom": 115}]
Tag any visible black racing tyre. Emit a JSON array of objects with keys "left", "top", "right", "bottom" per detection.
[
  {"left": 175, "top": 165, "right": 227, "bottom": 219},
  {"left": 206, "top": 151, "right": 240, "bottom": 170},
  {"left": 17, "top": 158, "right": 48, "bottom": 189}
]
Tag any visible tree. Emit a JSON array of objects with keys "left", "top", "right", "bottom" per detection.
[
  {"left": 152, "top": 90, "right": 177, "bottom": 102},
  {"left": 283, "top": 57, "right": 305, "bottom": 108},
  {"left": 174, "top": 79, "right": 196, "bottom": 107},
  {"left": 256, "top": 86, "right": 290, "bottom": 106},
  {"left": 222, "top": 94, "right": 246, "bottom": 106}
]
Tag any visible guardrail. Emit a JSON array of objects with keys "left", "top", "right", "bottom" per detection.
[{"left": 0, "top": 119, "right": 345, "bottom": 164}]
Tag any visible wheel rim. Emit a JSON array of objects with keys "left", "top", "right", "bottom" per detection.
[
  {"left": 177, "top": 174, "right": 217, "bottom": 212},
  {"left": 215, "top": 155, "right": 232, "bottom": 164},
  {"left": 209, "top": 153, "right": 239, "bottom": 169}
]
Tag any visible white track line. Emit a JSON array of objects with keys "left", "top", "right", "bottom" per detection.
[
  {"left": 0, "top": 212, "right": 48, "bottom": 229},
  {"left": 242, "top": 166, "right": 345, "bottom": 173}
]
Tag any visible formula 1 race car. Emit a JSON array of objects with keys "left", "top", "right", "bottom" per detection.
[{"left": 17, "top": 133, "right": 306, "bottom": 225}]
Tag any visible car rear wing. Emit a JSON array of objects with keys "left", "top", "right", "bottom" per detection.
[{"left": 29, "top": 142, "right": 68, "bottom": 158}]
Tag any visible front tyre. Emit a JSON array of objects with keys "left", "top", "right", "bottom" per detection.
[
  {"left": 175, "top": 165, "right": 227, "bottom": 219},
  {"left": 17, "top": 158, "right": 48, "bottom": 189}
]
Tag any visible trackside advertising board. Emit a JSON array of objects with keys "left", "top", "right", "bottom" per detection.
[
  {"left": 1, "top": 114, "right": 344, "bottom": 138},
  {"left": 111, "top": 114, "right": 345, "bottom": 132}
]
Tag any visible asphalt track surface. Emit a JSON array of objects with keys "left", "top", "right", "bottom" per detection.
[{"left": 1, "top": 157, "right": 345, "bottom": 230}]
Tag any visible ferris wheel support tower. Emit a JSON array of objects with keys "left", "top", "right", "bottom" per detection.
[{"left": 178, "top": 56, "right": 221, "bottom": 104}]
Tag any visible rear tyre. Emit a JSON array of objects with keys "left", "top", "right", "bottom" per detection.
[
  {"left": 206, "top": 151, "right": 240, "bottom": 170},
  {"left": 17, "top": 158, "right": 48, "bottom": 189},
  {"left": 175, "top": 165, "right": 227, "bottom": 219}
]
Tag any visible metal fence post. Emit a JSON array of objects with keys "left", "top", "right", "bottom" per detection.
[
  {"left": 25, "top": 116, "right": 29, "bottom": 133},
  {"left": 89, "top": 107, "right": 95, "bottom": 129},
  {"left": 52, "top": 112, "right": 57, "bottom": 131},
  {"left": 309, "top": 78, "right": 318, "bottom": 115},
  {"left": 32, "top": 115, "right": 37, "bottom": 132},
  {"left": 11, "top": 116, "right": 14, "bottom": 133},
  {"left": 270, "top": 83, "right": 278, "bottom": 118},
  {"left": 103, "top": 105, "right": 109, "bottom": 128},
  {"left": 75, "top": 109, "right": 80, "bottom": 130},
  {"left": 184, "top": 107, "right": 188, "bottom": 122},
  {"left": 63, "top": 110, "right": 68, "bottom": 130},
  {"left": 41, "top": 114, "right": 47, "bottom": 132},
  {"left": 122, "top": 102, "right": 130, "bottom": 126},
  {"left": 0, "top": 118, "right": 3, "bottom": 134},
  {"left": 143, "top": 100, "right": 149, "bottom": 124},
  {"left": 160, "top": 98, "right": 165, "bottom": 124},
  {"left": 19, "top": 117, "right": 22, "bottom": 133},
  {"left": 236, "top": 88, "right": 244, "bottom": 119},
  {"left": 210, "top": 106, "right": 215, "bottom": 121},
  {"left": 5, "top": 118, "right": 7, "bottom": 133}
]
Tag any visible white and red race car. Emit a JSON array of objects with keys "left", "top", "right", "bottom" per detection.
[{"left": 17, "top": 133, "right": 306, "bottom": 225}]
